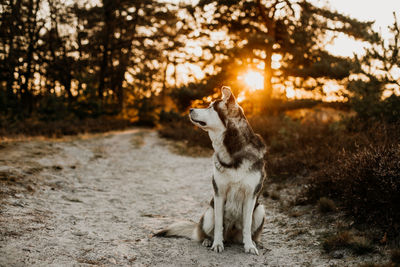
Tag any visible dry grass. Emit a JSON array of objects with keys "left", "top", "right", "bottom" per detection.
[
  {"left": 305, "top": 142, "right": 400, "bottom": 237},
  {"left": 391, "top": 249, "right": 400, "bottom": 264},
  {"left": 158, "top": 120, "right": 211, "bottom": 149},
  {"left": 289, "top": 210, "right": 306, "bottom": 218},
  {"left": 0, "top": 117, "right": 132, "bottom": 138},
  {"left": 359, "top": 263, "right": 396, "bottom": 267},
  {"left": 322, "top": 231, "right": 374, "bottom": 255},
  {"left": 131, "top": 132, "right": 146, "bottom": 148},
  {"left": 317, "top": 197, "right": 336, "bottom": 213},
  {"left": 165, "top": 139, "right": 213, "bottom": 157},
  {"left": 158, "top": 112, "right": 212, "bottom": 156},
  {"left": 359, "top": 250, "right": 400, "bottom": 267},
  {"left": 270, "top": 191, "right": 281, "bottom": 200}
]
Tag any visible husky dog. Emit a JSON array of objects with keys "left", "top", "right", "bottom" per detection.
[{"left": 155, "top": 86, "right": 267, "bottom": 255}]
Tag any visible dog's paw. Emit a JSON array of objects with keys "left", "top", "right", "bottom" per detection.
[
  {"left": 254, "top": 241, "right": 264, "bottom": 249},
  {"left": 202, "top": 238, "right": 212, "bottom": 247},
  {"left": 244, "top": 243, "right": 259, "bottom": 255},
  {"left": 211, "top": 241, "right": 224, "bottom": 253}
]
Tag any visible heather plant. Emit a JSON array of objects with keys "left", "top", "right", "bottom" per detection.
[{"left": 306, "top": 142, "right": 400, "bottom": 236}]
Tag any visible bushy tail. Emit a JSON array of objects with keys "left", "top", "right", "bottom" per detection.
[{"left": 154, "top": 221, "right": 200, "bottom": 241}]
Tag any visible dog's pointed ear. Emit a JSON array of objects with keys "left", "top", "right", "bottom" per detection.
[{"left": 221, "top": 86, "right": 236, "bottom": 104}]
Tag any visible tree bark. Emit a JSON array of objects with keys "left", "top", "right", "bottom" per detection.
[
  {"left": 263, "top": 44, "right": 273, "bottom": 101},
  {"left": 257, "top": 0, "right": 276, "bottom": 104},
  {"left": 5, "top": 0, "right": 22, "bottom": 107}
]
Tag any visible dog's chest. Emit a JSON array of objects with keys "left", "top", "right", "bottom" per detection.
[
  {"left": 214, "top": 164, "right": 260, "bottom": 194},
  {"left": 214, "top": 166, "right": 260, "bottom": 222},
  {"left": 223, "top": 181, "right": 247, "bottom": 224}
]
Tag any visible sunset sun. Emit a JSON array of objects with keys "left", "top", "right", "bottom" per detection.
[{"left": 241, "top": 70, "right": 264, "bottom": 91}]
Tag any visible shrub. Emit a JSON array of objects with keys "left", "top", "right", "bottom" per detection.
[
  {"left": 270, "top": 191, "right": 281, "bottom": 200},
  {"left": 158, "top": 112, "right": 211, "bottom": 149},
  {"left": 306, "top": 143, "right": 400, "bottom": 235},
  {"left": 132, "top": 97, "right": 159, "bottom": 127},
  {"left": 391, "top": 249, "right": 400, "bottom": 264},
  {"left": 0, "top": 117, "right": 131, "bottom": 137},
  {"left": 248, "top": 114, "right": 351, "bottom": 181},
  {"left": 37, "top": 95, "right": 69, "bottom": 121},
  {"left": 169, "top": 83, "right": 214, "bottom": 112},
  {"left": 348, "top": 79, "right": 400, "bottom": 124},
  {"left": 317, "top": 197, "right": 336, "bottom": 213},
  {"left": 322, "top": 231, "right": 352, "bottom": 252},
  {"left": 322, "top": 231, "right": 374, "bottom": 255}
]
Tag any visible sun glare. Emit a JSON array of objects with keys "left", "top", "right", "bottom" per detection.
[
  {"left": 286, "top": 87, "right": 295, "bottom": 99},
  {"left": 236, "top": 91, "right": 246, "bottom": 103},
  {"left": 242, "top": 71, "right": 264, "bottom": 91}
]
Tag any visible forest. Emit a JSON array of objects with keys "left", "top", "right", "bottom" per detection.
[
  {"left": 1, "top": 0, "right": 399, "bottom": 126},
  {"left": 1, "top": 0, "right": 400, "bottom": 264}
]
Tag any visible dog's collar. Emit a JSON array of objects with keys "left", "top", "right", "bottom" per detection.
[{"left": 216, "top": 153, "right": 235, "bottom": 169}]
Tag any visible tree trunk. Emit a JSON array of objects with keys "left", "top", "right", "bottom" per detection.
[
  {"left": 20, "top": 0, "right": 36, "bottom": 115},
  {"left": 98, "top": 41, "right": 108, "bottom": 103},
  {"left": 257, "top": 0, "right": 276, "bottom": 106},
  {"left": 264, "top": 44, "right": 273, "bottom": 102},
  {"left": 5, "top": 0, "right": 21, "bottom": 109},
  {"left": 98, "top": 0, "right": 115, "bottom": 105}
]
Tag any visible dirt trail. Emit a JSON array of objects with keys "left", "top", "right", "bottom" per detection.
[{"left": 0, "top": 130, "right": 383, "bottom": 266}]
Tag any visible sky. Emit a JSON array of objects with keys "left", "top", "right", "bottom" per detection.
[
  {"left": 319, "top": 0, "right": 400, "bottom": 57},
  {"left": 326, "top": 0, "right": 400, "bottom": 32}
]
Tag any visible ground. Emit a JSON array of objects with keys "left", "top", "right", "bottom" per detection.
[{"left": 0, "top": 129, "right": 387, "bottom": 266}]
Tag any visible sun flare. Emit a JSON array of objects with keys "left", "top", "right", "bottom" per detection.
[{"left": 242, "top": 71, "right": 264, "bottom": 91}]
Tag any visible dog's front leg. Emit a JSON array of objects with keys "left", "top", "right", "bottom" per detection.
[
  {"left": 242, "top": 197, "right": 258, "bottom": 255},
  {"left": 211, "top": 195, "right": 224, "bottom": 252}
]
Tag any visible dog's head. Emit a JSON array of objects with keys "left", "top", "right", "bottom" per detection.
[{"left": 189, "top": 86, "right": 244, "bottom": 132}]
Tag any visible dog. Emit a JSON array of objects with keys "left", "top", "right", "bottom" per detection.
[{"left": 155, "top": 86, "right": 267, "bottom": 255}]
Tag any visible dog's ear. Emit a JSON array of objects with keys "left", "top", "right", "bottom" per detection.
[{"left": 221, "top": 86, "right": 236, "bottom": 104}]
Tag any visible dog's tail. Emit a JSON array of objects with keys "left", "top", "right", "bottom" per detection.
[{"left": 153, "top": 221, "right": 201, "bottom": 241}]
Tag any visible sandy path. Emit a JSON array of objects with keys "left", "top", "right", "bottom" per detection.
[{"left": 0, "top": 130, "right": 381, "bottom": 266}]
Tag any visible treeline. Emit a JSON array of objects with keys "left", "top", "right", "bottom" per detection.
[
  {"left": 0, "top": 0, "right": 187, "bottom": 121},
  {"left": 0, "top": 0, "right": 399, "bottom": 125}
]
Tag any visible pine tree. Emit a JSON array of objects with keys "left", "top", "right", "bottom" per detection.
[
  {"left": 348, "top": 13, "right": 400, "bottom": 122},
  {"left": 194, "top": 0, "right": 377, "bottom": 107}
]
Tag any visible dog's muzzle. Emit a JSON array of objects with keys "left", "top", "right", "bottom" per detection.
[{"left": 189, "top": 109, "right": 206, "bottom": 126}]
